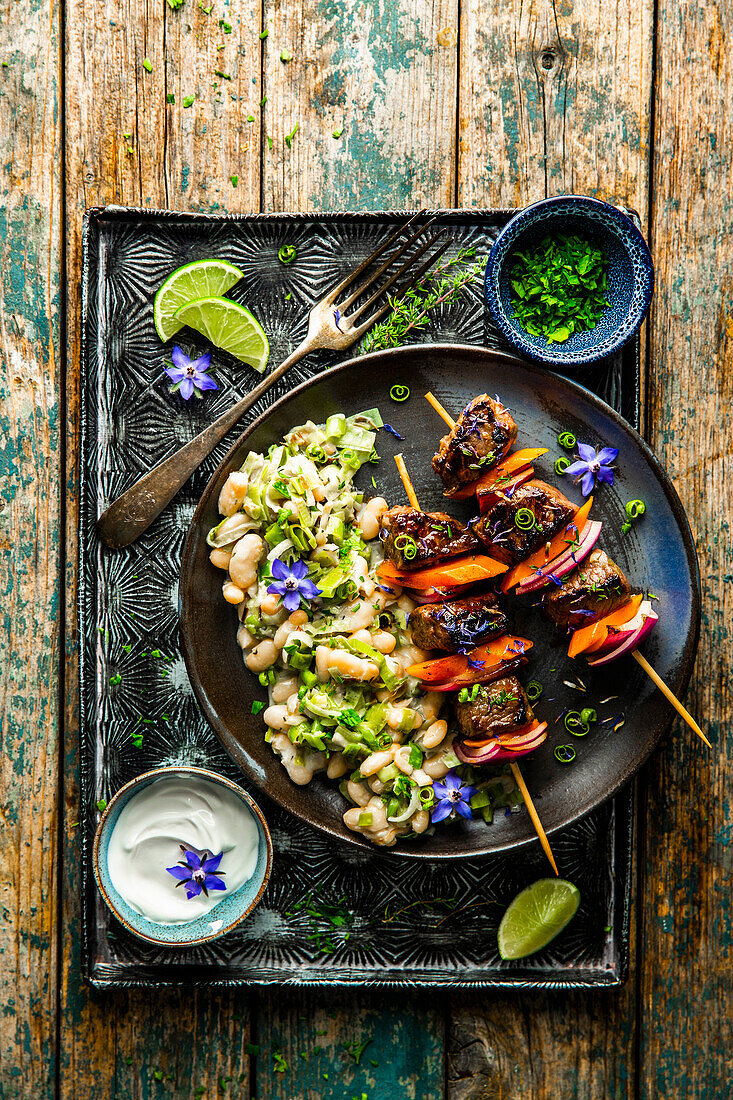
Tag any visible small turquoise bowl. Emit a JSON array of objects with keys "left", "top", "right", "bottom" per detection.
[
  {"left": 484, "top": 195, "right": 654, "bottom": 367},
  {"left": 92, "top": 766, "right": 273, "bottom": 946}
]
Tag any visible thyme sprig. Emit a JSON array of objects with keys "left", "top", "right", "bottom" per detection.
[{"left": 360, "top": 247, "right": 487, "bottom": 354}]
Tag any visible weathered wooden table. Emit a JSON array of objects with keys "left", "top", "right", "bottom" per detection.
[{"left": 1, "top": 0, "right": 729, "bottom": 1092}]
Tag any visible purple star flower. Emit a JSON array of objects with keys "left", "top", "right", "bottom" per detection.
[
  {"left": 164, "top": 346, "right": 219, "bottom": 401},
  {"left": 166, "top": 846, "right": 227, "bottom": 899},
  {"left": 466, "top": 656, "right": 485, "bottom": 670},
  {"left": 431, "top": 770, "right": 477, "bottom": 823},
  {"left": 267, "top": 557, "right": 322, "bottom": 612},
  {"left": 563, "top": 442, "right": 619, "bottom": 497}
]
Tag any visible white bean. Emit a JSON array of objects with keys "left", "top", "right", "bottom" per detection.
[
  {"left": 360, "top": 750, "right": 393, "bottom": 777},
  {"left": 218, "top": 471, "right": 249, "bottom": 517},
  {"left": 411, "top": 768, "right": 432, "bottom": 787},
  {"left": 274, "top": 619, "right": 297, "bottom": 650},
  {"left": 397, "top": 594, "right": 417, "bottom": 615},
  {"left": 229, "top": 533, "right": 264, "bottom": 590},
  {"left": 260, "top": 592, "right": 282, "bottom": 616},
  {"left": 346, "top": 779, "right": 372, "bottom": 807},
  {"left": 411, "top": 809, "right": 430, "bottom": 834},
  {"left": 237, "top": 624, "right": 254, "bottom": 650},
  {"left": 423, "top": 755, "right": 451, "bottom": 779},
  {"left": 393, "top": 745, "right": 414, "bottom": 775},
  {"left": 327, "top": 753, "right": 350, "bottom": 779},
  {"left": 421, "top": 719, "right": 448, "bottom": 750},
  {"left": 370, "top": 629, "right": 396, "bottom": 654},
  {"left": 414, "top": 692, "right": 443, "bottom": 727},
  {"left": 263, "top": 704, "right": 288, "bottom": 731},
  {"left": 245, "top": 638, "right": 278, "bottom": 672},
  {"left": 210, "top": 548, "right": 232, "bottom": 570},
  {"left": 223, "top": 581, "right": 245, "bottom": 605},
  {"left": 315, "top": 646, "right": 379, "bottom": 683},
  {"left": 271, "top": 676, "right": 298, "bottom": 704},
  {"left": 358, "top": 496, "right": 388, "bottom": 540}
]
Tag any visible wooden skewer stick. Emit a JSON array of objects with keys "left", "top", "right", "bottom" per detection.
[
  {"left": 393, "top": 447, "right": 559, "bottom": 875},
  {"left": 509, "top": 763, "right": 559, "bottom": 876},
  {"left": 423, "top": 390, "right": 709, "bottom": 749},
  {"left": 425, "top": 391, "right": 456, "bottom": 429},
  {"left": 632, "top": 651, "right": 711, "bottom": 747},
  {"left": 394, "top": 453, "right": 421, "bottom": 509}
]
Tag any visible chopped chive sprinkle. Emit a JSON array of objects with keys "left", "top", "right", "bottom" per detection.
[
  {"left": 284, "top": 121, "right": 299, "bottom": 147},
  {"left": 183, "top": 94, "right": 195, "bottom": 108},
  {"left": 215, "top": 70, "right": 231, "bottom": 80},
  {"left": 280, "top": 48, "right": 293, "bottom": 61},
  {"left": 95, "top": 799, "right": 107, "bottom": 812},
  {"left": 166, "top": 92, "right": 175, "bottom": 103},
  {"left": 332, "top": 127, "right": 344, "bottom": 138},
  {"left": 259, "top": 28, "right": 268, "bottom": 38},
  {"left": 142, "top": 57, "right": 153, "bottom": 72},
  {"left": 251, "top": 701, "right": 265, "bottom": 715},
  {"left": 109, "top": 674, "right": 122, "bottom": 686},
  {"left": 230, "top": 174, "right": 238, "bottom": 187},
  {"left": 219, "top": 18, "right": 231, "bottom": 30},
  {"left": 246, "top": 114, "right": 255, "bottom": 122}
]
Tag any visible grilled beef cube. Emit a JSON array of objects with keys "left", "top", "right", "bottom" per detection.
[
  {"left": 409, "top": 593, "right": 508, "bottom": 653},
  {"left": 469, "top": 478, "right": 576, "bottom": 566},
  {"left": 543, "top": 549, "right": 633, "bottom": 630},
  {"left": 379, "top": 506, "right": 481, "bottom": 571},
  {"left": 455, "top": 677, "right": 535, "bottom": 740},
  {"left": 432, "top": 394, "right": 518, "bottom": 494}
]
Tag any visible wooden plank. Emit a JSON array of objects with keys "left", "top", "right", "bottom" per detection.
[
  {"left": 640, "top": 0, "right": 733, "bottom": 1094},
  {"left": 60, "top": 0, "right": 262, "bottom": 1093},
  {"left": 255, "top": 989, "right": 444, "bottom": 1100},
  {"left": 256, "top": 1, "right": 458, "bottom": 1092},
  {"left": 457, "top": 0, "right": 653, "bottom": 213},
  {"left": 261, "top": 0, "right": 459, "bottom": 212},
  {"left": 0, "top": 0, "right": 62, "bottom": 1093},
  {"left": 448, "top": 0, "right": 654, "bottom": 1095}
]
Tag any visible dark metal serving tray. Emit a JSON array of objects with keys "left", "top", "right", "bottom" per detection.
[{"left": 80, "top": 206, "right": 640, "bottom": 987}]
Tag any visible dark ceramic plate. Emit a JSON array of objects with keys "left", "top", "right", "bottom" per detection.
[{"left": 180, "top": 343, "right": 700, "bottom": 859}]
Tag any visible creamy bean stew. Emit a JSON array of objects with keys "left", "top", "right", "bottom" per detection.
[{"left": 207, "top": 410, "right": 469, "bottom": 847}]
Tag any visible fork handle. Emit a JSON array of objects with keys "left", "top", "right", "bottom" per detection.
[{"left": 96, "top": 340, "right": 315, "bottom": 549}]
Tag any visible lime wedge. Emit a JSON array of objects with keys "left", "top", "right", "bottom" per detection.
[
  {"left": 174, "top": 297, "right": 270, "bottom": 373},
  {"left": 498, "top": 878, "right": 580, "bottom": 960},
  {"left": 154, "top": 259, "right": 244, "bottom": 342}
]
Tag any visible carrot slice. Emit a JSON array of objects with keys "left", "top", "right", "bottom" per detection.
[
  {"left": 448, "top": 448, "right": 549, "bottom": 500},
  {"left": 377, "top": 554, "right": 508, "bottom": 590},
  {"left": 407, "top": 636, "right": 532, "bottom": 682},
  {"left": 567, "top": 595, "right": 643, "bottom": 658},
  {"left": 500, "top": 496, "right": 594, "bottom": 592}
]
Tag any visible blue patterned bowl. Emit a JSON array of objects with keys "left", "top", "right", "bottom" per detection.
[
  {"left": 92, "top": 766, "right": 273, "bottom": 946},
  {"left": 484, "top": 195, "right": 654, "bottom": 366}
]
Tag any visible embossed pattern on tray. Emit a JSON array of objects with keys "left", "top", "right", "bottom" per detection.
[{"left": 80, "top": 208, "right": 638, "bottom": 986}]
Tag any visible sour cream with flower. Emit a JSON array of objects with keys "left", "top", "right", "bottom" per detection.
[{"left": 107, "top": 776, "right": 259, "bottom": 925}]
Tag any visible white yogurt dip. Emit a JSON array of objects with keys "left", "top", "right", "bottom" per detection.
[{"left": 107, "top": 776, "right": 259, "bottom": 925}]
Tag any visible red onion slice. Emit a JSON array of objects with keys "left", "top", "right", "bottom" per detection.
[
  {"left": 517, "top": 520, "right": 603, "bottom": 593},
  {"left": 587, "top": 602, "right": 659, "bottom": 666},
  {"left": 454, "top": 721, "right": 548, "bottom": 765},
  {"left": 477, "top": 467, "right": 534, "bottom": 514},
  {"left": 430, "top": 655, "right": 528, "bottom": 692}
]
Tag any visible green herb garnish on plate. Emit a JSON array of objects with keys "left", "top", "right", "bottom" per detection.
[{"left": 510, "top": 232, "right": 609, "bottom": 344}]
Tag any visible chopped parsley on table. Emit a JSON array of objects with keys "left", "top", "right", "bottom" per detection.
[{"left": 509, "top": 232, "right": 610, "bottom": 343}]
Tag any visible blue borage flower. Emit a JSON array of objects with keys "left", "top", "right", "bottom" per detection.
[
  {"left": 563, "top": 442, "right": 619, "bottom": 497},
  {"left": 267, "top": 557, "right": 322, "bottom": 612},
  {"left": 466, "top": 656, "right": 485, "bottom": 670},
  {"left": 383, "top": 423, "right": 405, "bottom": 440},
  {"left": 166, "top": 846, "right": 226, "bottom": 899},
  {"left": 431, "top": 770, "right": 477, "bottom": 823},
  {"left": 164, "top": 346, "right": 219, "bottom": 400}
]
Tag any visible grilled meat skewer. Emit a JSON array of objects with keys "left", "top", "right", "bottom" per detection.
[
  {"left": 379, "top": 506, "right": 481, "bottom": 570},
  {"left": 543, "top": 549, "right": 634, "bottom": 630},
  {"left": 409, "top": 592, "right": 508, "bottom": 653},
  {"left": 432, "top": 394, "right": 518, "bottom": 495},
  {"left": 455, "top": 676, "right": 536, "bottom": 741},
  {"left": 469, "top": 478, "right": 576, "bottom": 566}
]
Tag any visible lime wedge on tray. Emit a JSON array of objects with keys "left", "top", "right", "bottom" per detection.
[
  {"left": 174, "top": 297, "right": 270, "bottom": 373},
  {"left": 498, "top": 878, "right": 580, "bottom": 960},
  {"left": 154, "top": 259, "right": 244, "bottom": 342}
]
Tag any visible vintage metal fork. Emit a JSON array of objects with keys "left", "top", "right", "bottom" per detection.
[{"left": 97, "top": 211, "right": 451, "bottom": 549}]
